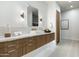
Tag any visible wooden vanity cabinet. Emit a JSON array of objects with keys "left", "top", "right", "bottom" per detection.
[
  {"left": 26, "top": 38, "right": 37, "bottom": 53},
  {"left": 23, "top": 37, "right": 37, "bottom": 55},
  {"left": 0, "top": 39, "right": 23, "bottom": 57},
  {"left": 17, "top": 39, "right": 24, "bottom": 57},
  {"left": 46, "top": 33, "right": 55, "bottom": 43},
  {"left": 0, "top": 40, "right": 18, "bottom": 57},
  {"left": 35, "top": 36, "right": 43, "bottom": 48},
  {"left": 22, "top": 38, "right": 28, "bottom": 55},
  {"left": 6, "top": 40, "right": 18, "bottom": 57},
  {"left": 40, "top": 35, "right": 46, "bottom": 46},
  {"left": 0, "top": 42, "right": 8, "bottom": 57},
  {"left": 22, "top": 33, "right": 55, "bottom": 55},
  {"left": 46, "top": 34, "right": 51, "bottom": 43},
  {"left": 0, "top": 33, "right": 55, "bottom": 57},
  {"left": 50, "top": 33, "right": 55, "bottom": 42}
]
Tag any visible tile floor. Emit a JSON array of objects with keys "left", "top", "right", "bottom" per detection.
[{"left": 49, "top": 39, "right": 79, "bottom": 57}]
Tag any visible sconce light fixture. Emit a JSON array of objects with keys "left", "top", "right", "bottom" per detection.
[
  {"left": 20, "top": 10, "right": 24, "bottom": 19},
  {"left": 40, "top": 18, "right": 42, "bottom": 21},
  {"left": 20, "top": 12, "right": 24, "bottom": 18},
  {"left": 40, "top": 16, "right": 42, "bottom": 21}
]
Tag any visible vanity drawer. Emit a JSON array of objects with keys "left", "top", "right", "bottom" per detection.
[
  {"left": 26, "top": 38, "right": 34, "bottom": 43},
  {"left": 5, "top": 40, "right": 17, "bottom": 51},
  {"left": 36, "top": 37, "right": 42, "bottom": 48},
  {"left": 17, "top": 39, "right": 24, "bottom": 56},
  {"left": 37, "top": 35, "right": 46, "bottom": 46},
  {"left": 23, "top": 38, "right": 31, "bottom": 45},
  {"left": 23, "top": 43, "right": 34, "bottom": 54},
  {"left": 26, "top": 43, "right": 35, "bottom": 53},
  {"left": 7, "top": 46, "right": 16, "bottom": 52},
  {"left": 28, "top": 39, "right": 33, "bottom": 43},
  {"left": 0, "top": 43, "right": 4, "bottom": 48},
  {"left": 17, "top": 39, "right": 24, "bottom": 48},
  {"left": 0, "top": 47, "right": 8, "bottom": 57},
  {"left": 6, "top": 40, "right": 17, "bottom": 47},
  {"left": 26, "top": 38, "right": 37, "bottom": 53},
  {"left": 7, "top": 49, "right": 17, "bottom": 57},
  {"left": 17, "top": 48, "right": 23, "bottom": 57},
  {"left": 50, "top": 33, "right": 55, "bottom": 41},
  {"left": 0, "top": 49, "right": 6, "bottom": 54},
  {"left": 24, "top": 37, "right": 36, "bottom": 45},
  {"left": 0, "top": 42, "right": 8, "bottom": 57}
]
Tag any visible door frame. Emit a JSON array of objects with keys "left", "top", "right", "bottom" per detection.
[{"left": 56, "top": 10, "right": 61, "bottom": 44}]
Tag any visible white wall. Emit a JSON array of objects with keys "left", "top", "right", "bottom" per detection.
[
  {"left": 0, "top": 1, "right": 48, "bottom": 36},
  {"left": 61, "top": 9, "right": 79, "bottom": 40},
  {"left": 0, "top": 2, "right": 28, "bottom": 27},
  {"left": 47, "top": 1, "right": 61, "bottom": 40},
  {"left": 0, "top": 1, "right": 29, "bottom": 35}
]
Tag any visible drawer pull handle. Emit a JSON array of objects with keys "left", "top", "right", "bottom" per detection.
[
  {"left": 8, "top": 49, "right": 16, "bottom": 53},
  {"left": 28, "top": 44, "right": 32, "bottom": 46},
  {"left": 8, "top": 45, "right": 15, "bottom": 47},
  {"left": 0, "top": 54, "right": 9, "bottom": 56},
  {"left": 29, "top": 40, "right": 33, "bottom": 42}
]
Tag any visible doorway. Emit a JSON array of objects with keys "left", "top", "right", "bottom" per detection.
[{"left": 56, "top": 10, "right": 60, "bottom": 44}]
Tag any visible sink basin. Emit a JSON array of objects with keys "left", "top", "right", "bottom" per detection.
[
  {"left": 14, "top": 31, "right": 22, "bottom": 36},
  {"left": 0, "top": 36, "right": 4, "bottom": 38},
  {"left": 30, "top": 30, "right": 44, "bottom": 35}
]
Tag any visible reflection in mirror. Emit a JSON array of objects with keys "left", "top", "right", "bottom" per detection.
[
  {"left": 27, "top": 6, "right": 38, "bottom": 27},
  {"left": 32, "top": 7, "right": 38, "bottom": 26}
]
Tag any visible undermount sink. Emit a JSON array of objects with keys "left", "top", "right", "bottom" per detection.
[
  {"left": 14, "top": 31, "right": 22, "bottom": 36},
  {"left": 0, "top": 36, "right": 4, "bottom": 38},
  {"left": 30, "top": 30, "right": 44, "bottom": 34}
]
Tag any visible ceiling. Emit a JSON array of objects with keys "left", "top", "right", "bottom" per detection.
[{"left": 57, "top": 1, "right": 79, "bottom": 12}]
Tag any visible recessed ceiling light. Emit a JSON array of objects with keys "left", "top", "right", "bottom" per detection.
[{"left": 70, "top": 5, "right": 73, "bottom": 8}]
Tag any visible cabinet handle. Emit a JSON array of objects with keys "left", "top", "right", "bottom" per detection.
[
  {"left": 8, "top": 45, "right": 15, "bottom": 47},
  {"left": 28, "top": 44, "right": 32, "bottom": 46},
  {"left": 0, "top": 54, "right": 9, "bottom": 56},
  {"left": 8, "top": 49, "right": 16, "bottom": 53},
  {"left": 29, "top": 40, "right": 33, "bottom": 42}
]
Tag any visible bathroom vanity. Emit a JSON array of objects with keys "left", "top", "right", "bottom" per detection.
[{"left": 0, "top": 32, "right": 54, "bottom": 57}]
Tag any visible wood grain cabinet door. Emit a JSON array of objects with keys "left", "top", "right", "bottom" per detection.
[
  {"left": 34, "top": 36, "right": 42, "bottom": 48},
  {"left": 7, "top": 49, "right": 17, "bottom": 57},
  {"left": 31, "top": 36, "right": 39, "bottom": 49},
  {"left": 50, "top": 33, "right": 55, "bottom": 41},
  {"left": 45, "top": 34, "right": 50, "bottom": 43},
  {"left": 47, "top": 34, "right": 52, "bottom": 43},
  {"left": 17, "top": 48, "right": 23, "bottom": 57},
  {"left": 0, "top": 40, "right": 18, "bottom": 57},
  {"left": 36, "top": 36, "right": 42, "bottom": 48},
  {"left": 17, "top": 39, "right": 24, "bottom": 57},
  {"left": 44, "top": 35, "right": 49, "bottom": 44},
  {"left": 0, "top": 42, "right": 9, "bottom": 57},
  {"left": 0, "top": 33, "right": 55, "bottom": 57},
  {"left": 26, "top": 37, "right": 37, "bottom": 53},
  {"left": 22, "top": 38, "right": 28, "bottom": 55},
  {"left": 5, "top": 40, "right": 18, "bottom": 57},
  {"left": 42, "top": 35, "right": 46, "bottom": 45}
]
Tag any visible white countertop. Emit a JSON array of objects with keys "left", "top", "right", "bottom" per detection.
[{"left": 0, "top": 31, "right": 54, "bottom": 42}]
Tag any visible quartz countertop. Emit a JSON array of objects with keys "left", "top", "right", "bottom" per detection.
[{"left": 0, "top": 31, "right": 54, "bottom": 42}]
